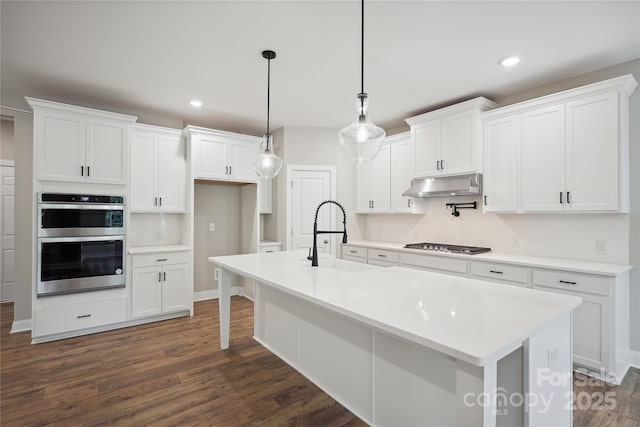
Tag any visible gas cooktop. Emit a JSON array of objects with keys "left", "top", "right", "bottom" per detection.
[{"left": 403, "top": 242, "right": 491, "bottom": 255}]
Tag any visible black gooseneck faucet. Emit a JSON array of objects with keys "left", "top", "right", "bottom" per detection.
[{"left": 308, "top": 200, "right": 348, "bottom": 267}]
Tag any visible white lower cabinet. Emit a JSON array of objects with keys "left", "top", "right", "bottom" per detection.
[
  {"left": 399, "top": 252, "right": 467, "bottom": 275},
  {"left": 131, "top": 251, "right": 190, "bottom": 319},
  {"left": 469, "top": 261, "right": 528, "bottom": 286},
  {"left": 367, "top": 248, "right": 398, "bottom": 267},
  {"left": 33, "top": 296, "right": 127, "bottom": 338}
]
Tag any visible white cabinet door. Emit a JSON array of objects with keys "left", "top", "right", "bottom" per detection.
[
  {"left": 355, "top": 144, "right": 390, "bottom": 213},
  {"left": 162, "top": 263, "right": 188, "bottom": 313},
  {"left": 520, "top": 105, "right": 566, "bottom": 212},
  {"left": 483, "top": 115, "right": 518, "bottom": 212},
  {"left": 565, "top": 92, "right": 619, "bottom": 211},
  {"left": 130, "top": 133, "right": 156, "bottom": 212},
  {"left": 440, "top": 111, "right": 474, "bottom": 175},
  {"left": 157, "top": 135, "right": 186, "bottom": 212},
  {"left": 372, "top": 144, "right": 391, "bottom": 213},
  {"left": 85, "top": 119, "right": 127, "bottom": 185},
  {"left": 355, "top": 160, "right": 376, "bottom": 212},
  {"left": 229, "top": 141, "right": 257, "bottom": 181},
  {"left": 413, "top": 121, "right": 440, "bottom": 177},
  {"left": 131, "top": 266, "right": 163, "bottom": 319},
  {"left": 195, "top": 136, "right": 227, "bottom": 179},
  {"left": 36, "top": 110, "right": 86, "bottom": 183},
  {"left": 390, "top": 136, "right": 414, "bottom": 213}
]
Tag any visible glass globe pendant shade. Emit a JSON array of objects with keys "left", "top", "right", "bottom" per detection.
[
  {"left": 253, "top": 133, "right": 283, "bottom": 179},
  {"left": 339, "top": 93, "right": 386, "bottom": 164}
]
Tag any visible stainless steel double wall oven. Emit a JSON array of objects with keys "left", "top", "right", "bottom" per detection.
[{"left": 37, "top": 193, "right": 125, "bottom": 297}]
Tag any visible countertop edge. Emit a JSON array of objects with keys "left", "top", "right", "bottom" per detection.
[
  {"left": 342, "top": 240, "right": 632, "bottom": 276},
  {"left": 128, "top": 245, "right": 192, "bottom": 255}
]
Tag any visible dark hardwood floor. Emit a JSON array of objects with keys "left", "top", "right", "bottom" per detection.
[{"left": 1, "top": 297, "right": 638, "bottom": 426}]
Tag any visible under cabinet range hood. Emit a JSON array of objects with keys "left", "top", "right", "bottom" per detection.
[{"left": 402, "top": 173, "right": 482, "bottom": 198}]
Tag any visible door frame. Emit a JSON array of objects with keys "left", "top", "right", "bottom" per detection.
[{"left": 285, "top": 164, "right": 337, "bottom": 254}]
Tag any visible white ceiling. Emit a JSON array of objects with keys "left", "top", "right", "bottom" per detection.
[{"left": 1, "top": 1, "right": 639, "bottom": 135}]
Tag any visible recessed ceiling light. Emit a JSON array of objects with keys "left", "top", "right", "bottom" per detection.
[
  {"left": 190, "top": 100, "right": 203, "bottom": 108},
  {"left": 499, "top": 56, "right": 520, "bottom": 67}
]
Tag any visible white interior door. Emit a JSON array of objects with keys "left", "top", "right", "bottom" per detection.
[
  {"left": 287, "top": 166, "right": 336, "bottom": 255},
  {"left": 1, "top": 164, "right": 15, "bottom": 302}
]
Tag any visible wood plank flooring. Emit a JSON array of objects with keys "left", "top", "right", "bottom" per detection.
[{"left": 1, "top": 297, "right": 639, "bottom": 426}]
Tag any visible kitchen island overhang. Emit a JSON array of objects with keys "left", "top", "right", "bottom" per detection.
[{"left": 209, "top": 250, "right": 581, "bottom": 426}]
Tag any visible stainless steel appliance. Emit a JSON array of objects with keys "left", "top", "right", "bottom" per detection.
[
  {"left": 37, "top": 193, "right": 125, "bottom": 297},
  {"left": 404, "top": 242, "right": 491, "bottom": 255},
  {"left": 402, "top": 173, "right": 482, "bottom": 198}
]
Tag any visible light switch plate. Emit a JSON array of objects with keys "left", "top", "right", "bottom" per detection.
[{"left": 209, "top": 223, "right": 215, "bottom": 232}]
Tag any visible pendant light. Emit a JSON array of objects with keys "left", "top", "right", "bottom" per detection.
[
  {"left": 338, "top": 0, "right": 386, "bottom": 164},
  {"left": 253, "top": 50, "right": 283, "bottom": 179}
]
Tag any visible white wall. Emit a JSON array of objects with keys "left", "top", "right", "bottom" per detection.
[{"left": 1, "top": 117, "right": 15, "bottom": 161}]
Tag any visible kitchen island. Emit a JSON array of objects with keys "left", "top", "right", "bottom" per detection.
[{"left": 209, "top": 250, "right": 581, "bottom": 426}]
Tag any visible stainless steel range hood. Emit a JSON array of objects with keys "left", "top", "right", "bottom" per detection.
[{"left": 402, "top": 173, "right": 482, "bottom": 198}]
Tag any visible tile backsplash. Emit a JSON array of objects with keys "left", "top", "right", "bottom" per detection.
[{"left": 128, "top": 213, "right": 183, "bottom": 246}]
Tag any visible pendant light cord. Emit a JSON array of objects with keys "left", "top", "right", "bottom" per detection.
[
  {"left": 267, "top": 56, "right": 271, "bottom": 135},
  {"left": 361, "top": 0, "right": 364, "bottom": 95}
]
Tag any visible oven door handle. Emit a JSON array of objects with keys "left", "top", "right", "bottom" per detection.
[
  {"left": 39, "top": 235, "right": 125, "bottom": 243},
  {"left": 39, "top": 203, "right": 125, "bottom": 210}
]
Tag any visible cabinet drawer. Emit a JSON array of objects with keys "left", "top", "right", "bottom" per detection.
[
  {"left": 368, "top": 258, "right": 397, "bottom": 268},
  {"left": 342, "top": 255, "right": 368, "bottom": 264},
  {"left": 260, "top": 244, "right": 282, "bottom": 253},
  {"left": 34, "top": 297, "right": 127, "bottom": 337},
  {"left": 132, "top": 251, "right": 190, "bottom": 268},
  {"left": 532, "top": 270, "right": 611, "bottom": 296},
  {"left": 399, "top": 253, "right": 467, "bottom": 274},
  {"left": 470, "top": 261, "right": 528, "bottom": 284},
  {"left": 368, "top": 249, "right": 399, "bottom": 263},
  {"left": 342, "top": 245, "right": 367, "bottom": 259}
]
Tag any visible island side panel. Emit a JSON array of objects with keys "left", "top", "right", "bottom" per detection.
[{"left": 524, "top": 311, "right": 573, "bottom": 426}]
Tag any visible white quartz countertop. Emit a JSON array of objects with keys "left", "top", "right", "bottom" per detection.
[
  {"left": 209, "top": 250, "right": 581, "bottom": 367},
  {"left": 128, "top": 245, "right": 191, "bottom": 255},
  {"left": 344, "top": 240, "right": 632, "bottom": 276}
]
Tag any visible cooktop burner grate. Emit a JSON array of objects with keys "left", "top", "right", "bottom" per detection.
[{"left": 403, "top": 242, "right": 491, "bottom": 255}]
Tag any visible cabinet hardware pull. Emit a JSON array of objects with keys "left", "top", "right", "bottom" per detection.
[
  {"left": 87, "top": 166, "right": 90, "bottom": 177},
  {"left": 567, "top": 192, "right": 571, "bottom": 204},
  {"left": 77, "top": 314, "right": 91, "bottom": 319},
  {"left": 441, "top": 159, "right": 445, "bottom": 169},
  {"left": 378, "top": 254, "right": 387, "bottom": 258},
  {"left": 265, "top": 250, "right": 274, "bottom": 253},
  {"left": 489, "top": 270, "right": 503, "bottom": 274},
  {"left": 372, "top": 201, "right": 375, "bottom": 209},
  {"left": 436, "top": 160, "right": 440, "bottom": 170},
  {"left": 349, "top": 250, "right": 357, "bottom": 253},
  {"left": 229, "top": 166, "right": 232, "bottom": 175},
  {"left": 560, "top": 192, "right": 563, "bottom": 204},
  {"left": 559, "top": 280, "right": 577, "bottom": 285},
  {"left": 158, "top": 272, "right": 162, "bottom": 282},
  {"left": 156, "top": 258, "right": 168, "bottom": 262},
  {"left": 225, "top": 166, "right": 228, "bottom": 174},
  {"left": 154, "top": 197, "right": 158, "bottom": 206},
  {"left": 408, "top": 199, "right": 412, "bottom": 208},
  {"left": 163, "top": 272, "right": 166, "bottom": 281},
  {"left": 81, "top": 166, "right": 84, "bottom": 176},
  {"left": 484, "top": 195, "right": 487, "bottom": 206},
  {"left": 159, "top": 197, "right": 162, "bottom": 206}
]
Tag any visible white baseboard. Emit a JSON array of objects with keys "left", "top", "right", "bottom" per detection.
[
  {"left": 193, "top": 286, "right": 241, "bottom": 302},
  {"left": 630, "top": 350, "right": 640, "bottom": 369},
  {"left": 11, "top": 318, "right": 32, "bottom": 333}
]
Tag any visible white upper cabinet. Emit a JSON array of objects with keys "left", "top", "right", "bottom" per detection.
[
  {"left": 130, "top": 124, "right": 185, "bottom": 213},
  {"left": 482, "top": 75, "right": 637, "bottom": 213},
  {"left": 389, "top": 133, "right": 415, "bottom": 213},
  {"left": 482, "top": 116, "right": 518, "bottom": 212},
  {"left": 185, "top": 126, "right": 260, "bottom": 183},
  {"left": 520, "top": 105, "right": 566, "bottom": 211},
  {"left": 407, "top": 97, "right": 497, "bottom": 178},
  {"left": 27, "top": 98, "right": 136, "bottom": 185},
  {"left": 355, "top": 144, "right": 390, "bottom": 213}
]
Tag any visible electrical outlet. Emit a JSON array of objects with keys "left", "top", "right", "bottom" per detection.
[
  {"left": 154, "top": 230, "right": 162, "bottom": 241},
  {"left": 214, "top": 268, "right": 220, "bottom": 281},
  {"left": 596, "top": 240, "right": 608, "bottom": 255},
  {"left": 512, "top": 238, "right": 520, "bottom": 248},
  {"left": 209, "top": 223, "right": 215, "bottom": 232}
]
